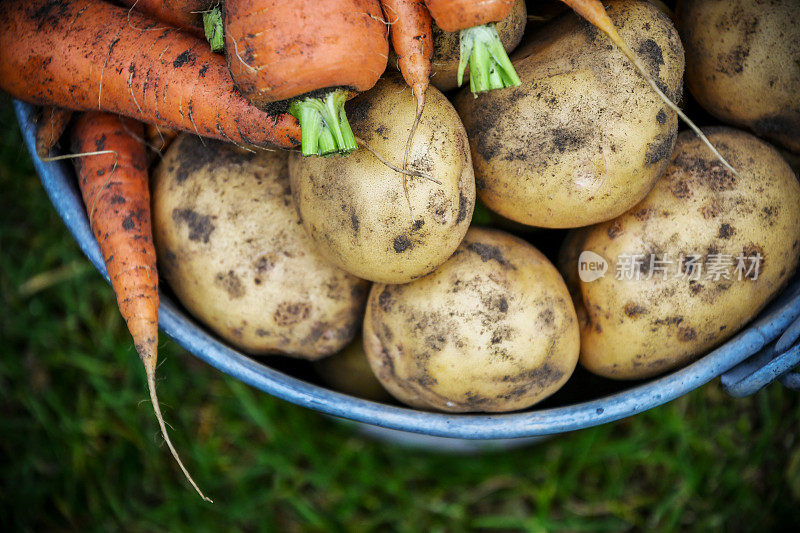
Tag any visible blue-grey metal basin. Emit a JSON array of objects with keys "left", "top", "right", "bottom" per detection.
[{"left": 16, "top": 100, "right": 800, "bottom": 441}]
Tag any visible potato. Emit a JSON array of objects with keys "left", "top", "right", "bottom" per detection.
[
  {"left": 677, "top": 0, "right": 800, "bottom": 153},
  {"left": 472, "top": 198, "right": 541, "bottom": 234},
  {"left": 455, "top": 0, "right": 684, "bottom": 228},
  {"left": 364, "top": 228, "right": 580, "bottom": 412},
  {"left": 314, "top": 336, "right": 390, "bottom": 402},
  {"left": 425, "top": 0, "right": 527, "bottom": 92},
  {"left": 560, "top": 128, "right": 800, "bottom": 379},
  {"left": 152, "top": 135, "right": 369, "bottom": 359},
  {"left": 646, "top": 0, "right": 673, "bottom": 20},
  {"left": 289, "top": 75, "right": 475, "bottom": 284}
]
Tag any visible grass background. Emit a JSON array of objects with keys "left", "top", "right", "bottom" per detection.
[{"left": 2, "top": 94, "right": 800, "bottom": 532}]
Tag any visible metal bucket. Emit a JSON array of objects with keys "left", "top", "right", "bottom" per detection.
[{"left": 16, "top": 100, "right": 800, "bottom": 444}]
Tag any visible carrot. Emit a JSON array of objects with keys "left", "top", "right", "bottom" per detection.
[
  {"left": 424, "top": 0, "right": 515, "bottom": 32},
  {"left": 0, "top": 0, "right": 299, "bottom": 151},
  {"left": 558, "top": 0, "right": 738, "bottom": 175},
  {"left": 35, "top": 107, "right": 73, "bottom": 158},
  {"left": 423, "top": 0, "right": 520, "bottom": 93},
  {"left": 380, "top": 0, "right": 433, "bottom": 167},
  {"left": 224, "top": 0, "right": 389, "bottom": 156},
  {"left": 117, "top": 0, "right": 210, "bottom": 36},
  {"left": 117, "top": 0, "right": 224, "bottom": 51},
  {"left": 71, "top": 111, "right": 210, "bottom": 502},
  {"left": 146, "top": 124, "right": 180, "bottom": 154}
]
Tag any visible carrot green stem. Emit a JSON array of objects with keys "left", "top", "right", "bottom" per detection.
[
  {"left": 293, "top": 103, "right": 328, "bottom": 155},
  {"left": 289, "top": 90, "right": 357, "bottom": 157},
  {"left": 458, "top": 24, "right": 521, "bottom": 94},
  {"left": 471, "top": 199, "right": 494, "bottom": 226},
  {"left": 202, "top": 7, "right": 224, "bottom": 52}
]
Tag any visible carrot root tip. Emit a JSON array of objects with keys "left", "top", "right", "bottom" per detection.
[
  {"left": 289, "top": 90, "right": 357, "bottom": 157},
  {"left": 601, "top": 24, "right": 740, "bottom": 176},
  {"left": 202, "top": 7, "right": 224, "bottom": 53},
  {"left": 144, "top": 364, "right": 212, "bottom": 503},
  {"left": 458, "top": 24, "right": 521, "bottom": 94}
]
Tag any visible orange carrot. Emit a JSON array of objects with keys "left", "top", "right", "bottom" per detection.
[
  {"left": 424, "top": 0, "right": 515, "bottom": 32},
  {"left": 35, "top": 107, "right": 73, "bottom": 158},
  {"left": 224, "top": 0, "right": 389, "bottom": 155},
  {"left": 0, "top": 0, "right": 299, "bottom": 150},
  {"left": 71, "top": 111, "right": 210, "bottom": 502},
  {"left": 423, "top": 0, "right": 519, "bottom": 92},
  {"left": 117, "top": 0, "right": 213, "bottom": 37},
  {"left": 146, "top": 124, "right": 180, "bottom": 154},
  {"left": 559, "top": 0, "right": 738, "bottom": 175},
  {"left": 381, "top": 0, "right": 433, "bottom": 166},
  {"left": 117, "top": 0, "right": 224, "bottom": 53},
  {"left": 383, "top": 0, "right": 432, "bottom": 110}
]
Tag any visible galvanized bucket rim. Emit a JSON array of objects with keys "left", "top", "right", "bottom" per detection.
[{"left": 16, "top": 100, "right": 800, "bottom": 440}]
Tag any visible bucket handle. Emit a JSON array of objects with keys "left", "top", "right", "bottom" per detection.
[{"left": 721, "top": 315, "right": 800, "bottom": 396}]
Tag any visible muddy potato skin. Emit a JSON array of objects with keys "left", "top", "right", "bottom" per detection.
[
  {"left": 152, "top": 135, "right": 369, "bottom": 359},
  {"left": 314, "top": 336, "right": 390, "bottom": 402},
  {"left": 562, "top": 128, "right": 800, "bottom": 380},
  {"left": 677, "top": 0, "right": 800, "bottom": 153},
  {"left": 289, "top": 75, "right": 475, "bottom": 284},
  {"left": 455, "top": 0, "right": 684, "bottom": 228},
  {"left": 364, "top": 228, "right": 580, "bottom": 413},
  {"left": 426, "top": 0, "right": 527, "bottom": 92}
]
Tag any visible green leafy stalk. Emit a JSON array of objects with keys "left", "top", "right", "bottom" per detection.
[
  {"left": 471, "top": 199, "right": 494, "bottom": 227},
  {"left": 458, "top": 24, "right": 521, "bottom": 94},
  {"left": 289, "top": 90, "right": 357, "bottom": 157},
  {"left": 203, "top": 7, "right": 224, "bottom": 52}
]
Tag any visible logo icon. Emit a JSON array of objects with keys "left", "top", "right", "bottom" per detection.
[{"left": 578, "top": 251, "right": 608, "bottom": 282}]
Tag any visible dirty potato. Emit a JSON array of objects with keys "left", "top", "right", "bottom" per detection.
[
  {"left": 425, "top": 0, "right": 527, "bottom": 92},
  {"left": 364, "top": 228, "right": 580, "bottom": 412},
  {"left": 289, "top": 74, "right": 475, "bottom": 284},
  {"left": 561, "top": 128, "right": 800, "bottom": 379},
  {"left": 314, "top": 335, "right": 390, "bottom": 402},
  {"left": 677, "top": 0, "right": 800, "bottom": 153},
  {"left": 455, "top": 0, "right": 684, "bottom": 228},
  {"left": 152, "top": 135, "right": 369, "bottom": 359}
]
